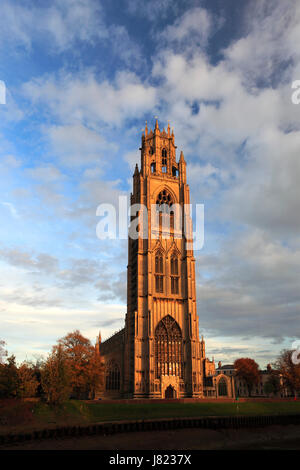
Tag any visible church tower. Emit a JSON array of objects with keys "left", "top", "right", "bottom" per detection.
[{"left": 123, "top": 120, "right": 204, "bottom": 398}]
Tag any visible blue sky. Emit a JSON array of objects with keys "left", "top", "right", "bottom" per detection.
[{"left": 1, "top": 0, "right": 300, "bottom": 367}]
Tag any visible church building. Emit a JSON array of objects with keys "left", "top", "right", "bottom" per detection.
[{"left": 97, "top": 120, "right": 234, "bottom": 399}]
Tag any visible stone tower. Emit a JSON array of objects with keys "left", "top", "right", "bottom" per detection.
[{"left": 123, "top": 120, "right": 204, "bottom": 398}]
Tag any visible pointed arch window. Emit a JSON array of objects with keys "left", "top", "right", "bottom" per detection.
[
  {"left": 170, "top": 209, "right": 174, "bottom": 232},
  {"left": 155, "top": 252, "right": 164, "bottom": 293},
  {"left": 155, "top": 253, "right": 163, "bottom": 273},
  {"left": 105, "top": 362, "right": 120, "bottom": 391},
  {"left": 161, "top": 148, "right": 167, "bottom": 172},
  {"left": 170, "top": 254, "right": 179, "bottom": 294},
  {"left": 171, "top": 255, "right": 178, "bottom": 275},
  {"left": 156, "top": 190, "right": 174, "bottom": 233},
  {"left": 156, "top": 189, "right": 173, "bottom": 207},
  {"left": 155, "top": 315, "right": 183, "bottom": 378}
]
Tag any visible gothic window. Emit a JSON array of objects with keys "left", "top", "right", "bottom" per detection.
[
  {"left": 151, "top": 162, "right": 156, "bottom": 173},
  {"left": 155, "top": 315, "right": 183, "bottom": 378},
  {"left": 170, "top": 210, "right": 175, "bottom": 231},
  {"left": 218, "top": 377, "right": 228, "bottom": 396},
  {"left": 156, "top": 189, "right": 173, "bottom": 208},
  {"left": 161, "top": 148, "right": 167, "bottom": 172},
  {"left": 155, "top": 275, "right": 163, "bottom": 293},
  {"left": 155, "top": 252, "right": 164, "bottom": 293},
  {"left": 155, "top": 253, "right": 163, "bottom": 273},
  {"left": 171, "top": 255, "right": 178, "bottom": 275},
  {"left": 171, "top": 275, "right": 179, "bottom": 294},
  {"left": 171, "top": 254, "right": 179, "bottom": 294},
  {"left": 172, "top": 166, "right": 178, "bottom": 177},
  {"left": 105, "top": 362, "right": 120, "bottom": 391},
  {"left": 193, "top": 372, "right": 197, "bottom": 391},
  {"left": 156, "top": 190, "right": 174, "bottom": 234}
]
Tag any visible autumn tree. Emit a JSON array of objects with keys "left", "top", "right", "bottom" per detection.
[
  {"left": 0, "top": 355, "right": 19, "bottom": 398},
  {"left": 40, "top": 345, "right": 71, "bottom": 405},
  {"left": 273, "top": 349, "right": 300, "bottom": 397},
  {"left": 87, "top": 351, "right": 104, "bottom": 399},
  {"left": 263, "top": 374, "right": 281, "bottom": 397},
  {"left": 18, "top": 362, "right": 39, "bottom": 399},
  {"left": 56, "top": 330, "right": 104, "bottom": 399},
  {"left": 234, "top": 358, "right": 260, "bottom": 397},
  {"left": 31, "top": 357, "right": 44, "bottom": 398}
]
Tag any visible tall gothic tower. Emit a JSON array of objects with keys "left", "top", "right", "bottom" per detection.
[{"left": 123, "top": 120, "right": 204, "bottom": 398}]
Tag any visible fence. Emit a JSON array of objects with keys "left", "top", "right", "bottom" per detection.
[{"left": 1, "top": 413, "right": 300, "bottom": 446}]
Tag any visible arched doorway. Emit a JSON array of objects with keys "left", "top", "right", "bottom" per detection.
[
  {"left": 218, "top": 377, "right": 228, "bottom": 396},
  {"left": 165, "top": 385, "right": 175, "bottom": 399}
]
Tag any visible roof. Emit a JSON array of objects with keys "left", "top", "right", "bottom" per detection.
[{"left": 217, "top": 364, "right": 234, "bottom": 370}]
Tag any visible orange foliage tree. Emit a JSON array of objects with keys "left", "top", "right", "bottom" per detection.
[
  {"left": 18, "top": 362, "right": 39, "bottom": 399},
  {"left": 41, "top": 344, "right": 72, "bottom": 405},
  {"left": 234, "top": 358, "right": 260, "bottom": 397},
  {"left": 0, "top": 355, "right": 19, "bottom": 398},
  {"left": 274, "top": 349, "right": 300, "bottom": 397},
  {"left": 56, "top": 330, "right": 104, "bottom": 399}
]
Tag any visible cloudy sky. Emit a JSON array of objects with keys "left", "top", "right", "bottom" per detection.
[{"left": 0, "top": 0, "right": 300, "bottom": 367}]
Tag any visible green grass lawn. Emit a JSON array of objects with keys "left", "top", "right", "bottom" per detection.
[
  {"left": 1, "top": 400, "right": 300, "bottom": 435},
  {"left": 34, "top": 400, "right": 300, "bottom": 425},
  {"left": 83, "top": 401, "right": 300, "bottom": 422}
]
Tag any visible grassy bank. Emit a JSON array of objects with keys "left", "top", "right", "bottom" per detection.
[
  {"left": 85, "top": 400, "right": 300, "bottom": 422},
  {"left": 1, "top": 399, "right": 300, "bottom": 435}
]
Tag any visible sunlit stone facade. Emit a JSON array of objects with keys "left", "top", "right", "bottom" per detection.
[{"left": 98, "top": 121, "right": 234, "bottom": 399}]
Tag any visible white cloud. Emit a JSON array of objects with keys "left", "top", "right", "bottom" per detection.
[
  {"left": 0, "top": 247, "right": 126, "bottom": 362},
  {"left": 151, "top": 14, "right": 300, "bottom": 236},
  {"left": 220, "top": 128, "right": 300, "bottom": 236},
  {"left": 82, "top": 167, "right": 103, "bottom": 180},
  {"left": 224, "top": 0, "right": 300, "bottom": 87},
  {"left": 26, "top": 165, "right": 65, "bottom": 182},
  {"left": 159, "top": 7, "right": 212, "bottom": 47},
  {"left": 123, "top": 149, "right": 140, "bottom": 172},
  {"left": 1, "top": 155, "right": 21, "bottom": 169},
  {"left": 47, "top": 124, "right": 116, "bottom": 167},
  {"left": 1, "top": 202, "right": 19, "bottom": 219},
  {"left": 23, "top": 71, "right": 157, "bottom": 127},
  {"left": 0, "top": 0, "right": 107, "bottom": 53},
  {"left": 196, "top": 229, "right": 300, "bottom": 341}
]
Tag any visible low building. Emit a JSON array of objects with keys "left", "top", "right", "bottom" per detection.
[{"left": 216, "top": 362, "right": 293, "bottom": 398}]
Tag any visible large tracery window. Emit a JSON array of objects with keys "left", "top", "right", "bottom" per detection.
[
  {"left": 156, "top": 189, "right": 173, "bottom": 207},
  {"left": 105, "top": 361, "right": 120, "bottom": 391},
  {"left": 155, "top": 315, "right": 183, "bottom": 378}
]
